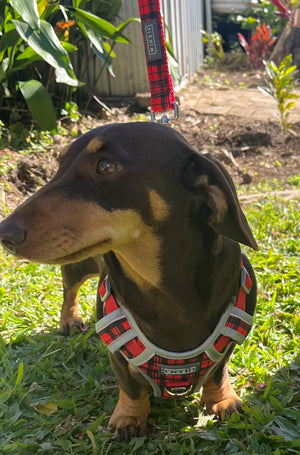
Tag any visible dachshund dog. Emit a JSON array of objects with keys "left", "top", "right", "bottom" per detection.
[{"left": 0, "top": 122, "right": 257, "bottom": 440}]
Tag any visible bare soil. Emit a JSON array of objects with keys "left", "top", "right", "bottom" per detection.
[{"left": 0, "top": 70, "right": 299, "bottom": 218}]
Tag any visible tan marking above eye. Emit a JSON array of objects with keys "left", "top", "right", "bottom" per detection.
[
  {"left": 86, "top": 136, "right": 104, "bottom": 154},
  {"left": 58, "top": 144, "right": 71, "bottom": 163},
  {"left": 148, "top": 189, "right": 170, "bottom": 223}
]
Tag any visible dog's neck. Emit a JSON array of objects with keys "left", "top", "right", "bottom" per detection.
[{"left": 104, "top": 231, "right": 241, "bottom": 352}]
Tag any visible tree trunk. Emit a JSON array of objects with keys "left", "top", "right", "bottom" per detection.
[{"left": 269, "top": 10, "right": 300, "bottom": 73}]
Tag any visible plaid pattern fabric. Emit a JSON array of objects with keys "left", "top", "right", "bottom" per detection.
[
  {"left": 121, "top": 337, "right": 147, "bottom": 359},
  {"left": 139, "top": 353, "right": 214, "bottom": 399},
  {"left": 226, "top": 315, "right": 251, "bottom": 337},
  {"left": 138, "top": 0, "right": 175, "bottom": 113},
  {"left": 97, "top": 266, "right": 253, "bottom": 399},
  {"left": 213, "top": 316, "right": 252, "bottom": 353},
  {"left": 99, "top": 315, "right": 130, "bottom": 348}
]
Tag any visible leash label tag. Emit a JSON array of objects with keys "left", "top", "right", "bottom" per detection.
[
  {"left": 159, "top": 363, "right": 200, "bottom": 376},
  {"left": 143, "top": 20, "right": 162, "bottom": 62}
]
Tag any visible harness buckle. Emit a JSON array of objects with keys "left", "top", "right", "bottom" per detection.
[
  {"left": 151, "top": 101, "right": 179, "bottom": 124},
  {"left": 240, "top": 267, "right": 251, "bottom": 295},
  {"left": 164, "top": 384, "right": 193, "bottom": 397}
]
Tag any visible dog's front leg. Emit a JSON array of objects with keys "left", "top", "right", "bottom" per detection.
[
  {"left": 60, "top": 280, "right": 83, "bottom": 335},
  {"left": 60, "top": 257, "right": 101, "bottom": 335},
  {"left": 107, "top": 352, "right": 150, "bottom": 441},
  {"left": 201, "top": 348, "right": 242, "bottom": 419},
  {"left": 108, "top": 389, "right": 150, "bottom": 441}
]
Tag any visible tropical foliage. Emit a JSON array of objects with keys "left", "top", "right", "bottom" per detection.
[
  {"left": 259, "top": 55, "right": 299, "bottom": 133},
  {"left": 238, "top": 23, "right": 276, "bottom": 70},
  {"left": 0, "top": 0, "right": 135, "bottom": 129},
  {"left": 201, "top": 31, "right": 225, "bottom": 66}
]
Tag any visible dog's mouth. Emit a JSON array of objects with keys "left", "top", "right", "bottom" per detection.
[
  {"left": 7, "top": 238, "right": 112, "bottom": 265},
  {"left": 1, "top": 241, "right": 17, "bottom": 255},
  {"left": 46, "top": 239, "right": 112, "bottom": 265}
]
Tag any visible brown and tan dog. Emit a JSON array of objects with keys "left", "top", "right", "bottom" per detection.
[{"left": 0, "top": 122, "right": 257, "bottom": 440}]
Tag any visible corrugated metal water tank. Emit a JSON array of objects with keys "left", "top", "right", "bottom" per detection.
[
  {"left": 212, "top": 0, "right": 249, "bottom": 14},
  {"left": 77, "top": 0, "right": 205, "bottom": 96}
]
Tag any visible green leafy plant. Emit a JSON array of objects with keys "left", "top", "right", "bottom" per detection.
[
  {"left": 259, "top": 55, "right": 299, "bottom": 133},
  {"left": 269, "top": 0, "right": 300, "bottom": 20},
  {"left": 229, "top": 0, "right": 287, "bottom": 37},
  {"left": 162, "top": 16, "right": 181, "bottom": 86},
  {"left": 201, "top": 30, "right": 225, "bottom": 66},
  {"left": 61, "top": 101, "right": 80, "bottom": 123},
  {"left": 0, "top": 0, "right": 135, "bottom": 129},
  {"left": 232, "top": 0, "right": 300, "bottom": 37}
]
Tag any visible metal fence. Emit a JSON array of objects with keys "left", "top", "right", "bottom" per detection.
[
  {"left": 161, "top": 0, "right": 205, "bottom": 84},
  {"left": 77, "top": 0, "right": 207, "bottom": 97}
]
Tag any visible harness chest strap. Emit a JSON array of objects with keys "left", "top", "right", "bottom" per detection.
[{"left": 95, "top": 266, "right": 253, "bottom": 399}]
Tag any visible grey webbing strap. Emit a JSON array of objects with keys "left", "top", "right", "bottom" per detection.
[
  {"left": 95, "top": 308, "right": 124, "bottom": 334},
  {"left": 127, "top": 347, "right": 154, "bottom": 366},
  {"left": 240, "top": 266, "right": 251, "bottom": 294},
  {"left": 205, "top": 345, "right": 224, "bottom": 363},
  {"left": 106, "top": 329, "right": 136, "bottom": 354},
  {"left": 221, "top": 327, "right": 246, "bottom": 345},
  {"left": 100, "top": 276, "right": 111, "bottom": 302},
  {"left": 230, "top": 306, "right": 253, "bottom": 325},
  {"left": 138, "top": 368, "right": 162, "bottom": 397}
]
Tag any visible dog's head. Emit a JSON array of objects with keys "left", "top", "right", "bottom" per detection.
[{"left": 0, "top": 122, "right": 257, "bottom": 268}]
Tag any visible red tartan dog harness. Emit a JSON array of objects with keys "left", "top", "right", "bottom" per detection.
[{"left": 96, "top": 266, "right": 253, "bottom": 399}]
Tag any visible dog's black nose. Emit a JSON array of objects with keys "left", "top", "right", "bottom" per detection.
[{"left": 0, "top": 222, "right": 26, "bottom": 253}]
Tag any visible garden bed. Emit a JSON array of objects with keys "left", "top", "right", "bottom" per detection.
[{"left": 1, "top": 70, "right": 300, "bottom": 218}]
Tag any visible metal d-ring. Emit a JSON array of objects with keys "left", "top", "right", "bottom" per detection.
[
  {"left": 164, "top": 384, "right": 193, "bottom": 397},
  {"left": 151, "top": 101, "right": 179, "bottom": 124}
]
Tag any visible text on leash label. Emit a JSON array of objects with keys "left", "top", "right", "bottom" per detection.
[{"left": 142, "top": 20, "right": 162, "bottom": 62}]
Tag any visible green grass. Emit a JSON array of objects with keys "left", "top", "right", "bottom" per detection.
[{"left": 0, "top": 195, "right": 299, "bottom": 454}]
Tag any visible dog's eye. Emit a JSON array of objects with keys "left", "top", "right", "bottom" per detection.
[{"left": 97, "top": 160, "right": 117, "bottom": 175}]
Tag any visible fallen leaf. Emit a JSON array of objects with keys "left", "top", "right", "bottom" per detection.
[{"left": 31, "top": 402, "right": 58, "bottom": 416}]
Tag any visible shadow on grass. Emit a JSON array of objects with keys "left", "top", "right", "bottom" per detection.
[{"left": 1, "top": 325, "right": 299, "bottom": 455}]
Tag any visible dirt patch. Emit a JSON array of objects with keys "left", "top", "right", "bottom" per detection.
[
  {"left": 0, "top": 70, "right": 299, "bottom": 218},
  {"left": 180, "top": 70, "right": 300, "bottom": 122}
]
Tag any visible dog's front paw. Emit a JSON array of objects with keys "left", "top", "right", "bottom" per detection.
[
  {"left": 59, "top": 314, "right": 87, "bottom": 336},
  {"left": 202, "top": 368, "right": 243, "bottom": 420},
  {"left": 205, "top": 396, "right": 243, "bottom": 419},
  {"left": 108, "top": 415, "right": 148, "bottom": 442},
  {"left": 108, "top": 390, "right": 150, "bottom": 441}
]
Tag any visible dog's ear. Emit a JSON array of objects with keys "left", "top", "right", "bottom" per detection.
[{"left": 181, "top": 152, "right": 258, "bottom": 250}]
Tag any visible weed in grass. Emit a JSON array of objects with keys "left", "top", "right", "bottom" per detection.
[
  {"left": 289, "top": 174, "right": 300, "bottom": 188},
  {"left": 0, "top": 194, "right": 299, "bottom": 453}
]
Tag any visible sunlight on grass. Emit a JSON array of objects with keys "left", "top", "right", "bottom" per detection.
[
  {"left": 0, "top": 195, "right": 299, "bottom": 454},
  {"left": 0, "top": 259, "right": 97, "bottom": 342}
]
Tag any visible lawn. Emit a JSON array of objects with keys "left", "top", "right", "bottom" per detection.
[{"left": 0, "top": 191, "right": 299, "bottom": 454}]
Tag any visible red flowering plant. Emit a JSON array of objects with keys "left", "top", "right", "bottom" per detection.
[
  {"left": 270, "top": 0, "right": 300, "bottom": 26},
  {"left": 238, "top": 23, "right": 276, "bottom": 70},
  {"left": 270, "top": 0, "right": 290, "bottom": 18},
  {"left": 269, "top": 0, "right": 298, "bottom": 20}
]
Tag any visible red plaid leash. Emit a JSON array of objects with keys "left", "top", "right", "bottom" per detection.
[{"left": 138, "top": 0, "right": 178, "bottom": 123}]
